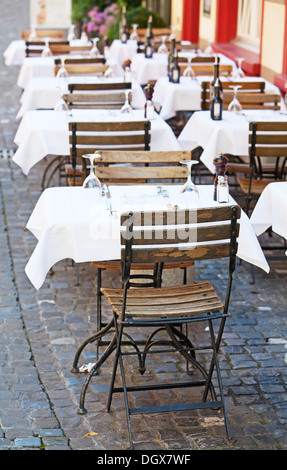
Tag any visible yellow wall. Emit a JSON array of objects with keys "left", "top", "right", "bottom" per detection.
[
  {"left": 170, "top": 0, "right": 184, "bottom": 40},
  {"left": 199, "top": 0, "right": 217, "bottom": 49},
  {"left": 261, "top": 0, "right": 285, "bottom": 78}
]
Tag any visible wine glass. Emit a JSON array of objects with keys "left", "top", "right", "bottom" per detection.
[
  {"left": 183, "top": 57, "right": 196, "bottom": 79},
  {"left": 228, "top": 85, "right": 242, "bottom": 113},
  {"left": 179, "top": 160, "right": 199, "bottom": 195},
  {"left": 54, "top": 87, "right": 69, "bottom": 112},
  {"left": 56, "top": 57, "right": 69, "bottom": 78},
  {"left": 67, "top": 24, "right": 76, "bottom": 42},
  {"left": 82, "top": 153, "right": 102, "bottom": 191},
  {"left": 120, "top": 90, "right": 133, "bottom": 114},
  {"left": 232, "top": 57, "right": 245, "bottom": 79},
  {"left": 41, "top": 39, "right": 52, "bottom": 57},
  {"left": 90, "top": 37, "right": 100, "bottom": 58},
  {"left": 204, "top": 40, "right": 213, "bottom": 55},
  {"left": 28, "top": 25, "right": 37, "bottom": 41},
  {"left": 104, "top": 65, "right": 114, "bottom": 78},
  {"left": 130, "top": 24, "right": 139, "bottom": 41},
  {"left": 158, "top": 35, "right": 168, "bottom": 54}
]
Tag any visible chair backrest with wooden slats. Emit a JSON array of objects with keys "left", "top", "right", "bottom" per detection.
[
  {"left": 25, "top": 40, "right": 69, "bottom": 57},
  {"left": 21, "top": 29, "right": 64, "bottom": 40},
  {"left": 136, "top": 27, "right": 172, "bottom": 40},
  {"left": 67, "top": 122, "right": 151, "bottom": 185},
  {"left": 54, "top": 57, "right": 106, "bottom": 65},
  {"left": 49, "top": 44, "right": 92, "bottom": 55},
  {"left": 237, "top": 121, "right": 287, "bottom": 209},
  {"left": 248, "top": 121, "right": 287, "bottom": 178},
  {"left": 93, "top": 150, "right": 191, "bottom": 184},
  {"left": 63, "top": 91, "right": 131, "bottom": 110},
  {"left": 67, "top": 82, "right": 132, "bottom": 93},
  {"left": 54, "top": 64, "right": 109, "bottom": 76},
  {"left": 120, "top": 206, "right": 241, "bottom": 276},
  {"left": 180, "top": 64, "right": 233, "bottom": 77},
  {"left": 224, "top": 92, "right": 281, "bottom": 111},
  {"left": 201, "top": 80, "right": 268, "bottom": 110},
  {"left": 178, "top": 56, "right": 215, "bottom": 64}
]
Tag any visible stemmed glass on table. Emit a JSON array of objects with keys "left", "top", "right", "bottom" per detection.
[
  {"left": 183, "top": 57, "right": 196, "bottom": 79},
  {"left": 158, "top": 36, "right": 168, "bottom": 54},
  {"left": 41, "top": 39, "right": 52, "bottom": 57},
  {"left": 180, "top": 160, "right": 199, "bottom": 195},
  {"left": 56, "top": 57, "right": 69, "bottom": 78},
  {"left": 232, "top": 58, "right": 245, "bottom": 79},
  {"left": 227, "top": 85, "right": 242, "bottom": 114},
  {"left": 120, "top": 90, "right": 133, "bottom": 114},
  {"left": 90, "top": 38, "right": 100, "bottom": 58},
  {"left": 82, "top": 153, "right": 102, "bottom": 191},
  {"left": 130, "top": 24, "right": 139, "bottom": 41}
]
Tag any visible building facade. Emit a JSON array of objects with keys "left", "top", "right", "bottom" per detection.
[{"left": 170, "top": 0, "right": 287, "bottom": 93}]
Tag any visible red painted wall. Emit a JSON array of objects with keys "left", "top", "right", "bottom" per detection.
[
  {"left": 283, "top": 0, "right": 287, "bottom": 74},
  {"left": 181, "top": 0, "right": 200, "bottom": 42},
  {"left": 215, "top": 0, "right": 238, "bottom": 42}
]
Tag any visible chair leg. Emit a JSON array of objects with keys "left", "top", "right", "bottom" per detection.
[{"left": 204, "top": 318, "right": 233, "bottom": 442}]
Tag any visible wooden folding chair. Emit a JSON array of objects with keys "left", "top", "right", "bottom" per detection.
[
  {"left": 21, "top": 29, "right": 64, "bottom": 40},
  {"left": 54, "top": 57, "right": 106, "bottom": 65},
  {"left": 236, "top": 121, "right": 287, "bottom": 214},
  {"left": 54, "top": 63, "right": 109, "bottom": 76},
  {"left": 62, "top": 91, "right": 131, "bottom": 110},
  {"left": 77, "top": 204, "right": 241, "bottom": 448},
  {"left": 201, "top": 80, "right": 266, "bottom": 110},
  {"left": 66, "top": 121, "right": 151, "bottom": 186},
  {"left": 49, "top": 44, "right": 92, "bottom": 55},
  {"left": 25, "top": 40, "right": 69, "bottom": 57},
  {"left": 180, "top": 63, "right": 233, "bottom": 77},
  {"left": 70, "top": 150, "right": 196, "bottom": 375}
]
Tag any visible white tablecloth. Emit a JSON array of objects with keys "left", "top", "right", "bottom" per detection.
[
  {"left": 13, "top": 108, "right": 181, "bottom": 175},
  {"left": 25, "top": 184, "right": 270, "bottom": 290},
  {"left": 108, "top": 39, "right": 138, "bottom": 65},
  {"left": 250, "top": 182, "right": 287, "bottom": 242},
  {"left": 178, "top": 109, "right": 287, "bottom": 173},
  {"left": 16, "top": 76, "right": 146, "bottom": 119},
  {"left": 17, "top": 55, "right": 124, "bottom": 89},
  {"left": 131, "top": 52, "right": 236, "bottom": 86},
  {"left": 153, "top": 76, "right": 282, "bottom": 121},
  {"left": 3, "top": 39, "right": 92, "bottom": 66}
]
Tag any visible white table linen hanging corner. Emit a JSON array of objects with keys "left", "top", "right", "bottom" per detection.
[
  {"left": 13, "top": 108, "right": 181, "bottom": 176},
  {"left": 24, "top": 184, "right": 270, "bottom": 291},
  {"left": 16, "top": 76, "right": 146, "bottom": 119}
]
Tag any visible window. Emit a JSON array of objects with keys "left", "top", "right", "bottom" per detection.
[
  {"left": 145, "top": 0, "right": 171, "bottom": 26},
  {"left": 236, "top": 0, "right": 262, "bottom": 50}
]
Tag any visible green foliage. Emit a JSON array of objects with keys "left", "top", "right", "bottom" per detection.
[
  {"left": 126, "top": 6, "right": 166, "bottom": 28},
  {"left": 71, "top": 0, "right": 95, "bottom": 22}
]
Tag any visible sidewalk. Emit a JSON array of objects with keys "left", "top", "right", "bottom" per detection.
[{"left": 0, "top": 1, "right": 287, "bottom": 452}]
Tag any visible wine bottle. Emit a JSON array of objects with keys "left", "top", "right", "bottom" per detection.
[
  {"left": 145, "top": 36, "right": 153, "bottom": 58},
  {"left": 210, "top": 55, "right": 223, "bottom": 102},
  {"left": 146, "top": 15, "right": 154, "bottom": 47},
  {"left": 168, "top": 37, "right": 176, "bottom": 80},
  {"left": 170, "top": 49, "right": 180, "bottom": 83},
  {"left": 210, "top": 79, "right": 222, "bottom": 120},
  {"left": 120, "top": 6, "right": 129, "bottom": 43}
]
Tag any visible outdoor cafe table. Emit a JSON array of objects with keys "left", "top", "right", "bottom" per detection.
[
  {"left": 25, "top": 184, "right": 270, "bottom": 291},
  {"left": 12, "top": 108, "right": 181, "bottom": 175},
  {"left": 3, "top": 38, "right": 94, "bottom": 66},
  {"left": 178, "top": 109, "right": 287, "bottom": 174},
  {"left": 250, "top": 182, "right": 287, "bottom": 250},
  {"left": 152, "top": 76, "right": 282, "bottom": 121},
  {"left": 130, "top": 52, "right": 236, "bottom": 86},
  {"left": 17, "top": 55, "right": 124, "bottom": 90},
  {"left": 16, "top": 76, "right": 146, "bottom": 119}
]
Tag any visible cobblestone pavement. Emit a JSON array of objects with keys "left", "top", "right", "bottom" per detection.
[{"left": 0, "top": 1, "right": 287, "bottom": 452}]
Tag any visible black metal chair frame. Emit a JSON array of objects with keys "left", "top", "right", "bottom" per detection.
[{"left": 76, "top": 206, "right": 240, "bottom": 448}]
